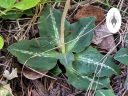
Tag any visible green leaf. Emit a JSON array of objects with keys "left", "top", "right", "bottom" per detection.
[
  {"left": 38, "top": 6, "right": 61, "bottom": 46},
  {"left": 73, "top": 47, "right": 120, "bottom": 77},
  {"left": 1, "top": 11, "right": 22, "bottom": 20},
  {"left": 23, "top": 9, "right": 33, "bottom": 16},
  {"left": 0, "top": 9, "right": 33, "bottom": 20},
  {"left": 7, "top": 38, "right": 58, "bottom": 71},
  {"left": 66, "top": 69, "right": 110, "bottom": 90},
  {"left": 38, "top": 6, "right": 72, "bottom": 47},
  {"left": 95, "top": 89, "right": 115, "bottom": 96},
  {"left": 65, "top": 17, "right": 95, "bottom": 53},
  {"left": 14, "top": 0, "right": 40, "bottom": 10},
  {"left": 0, "top": 35, "right": 4, "bottom": 49},
  {"left": 38, "top": 6, "right": 94, "bottom": 53},
  {"left": 0, "top": 0, "right": 15, "bottom": 9},
  {"left": 114, "top": 48, "right": 128, "bottom": 64},
  {"left": 50, "top": 65, "right": 61, "bottom": 76}
]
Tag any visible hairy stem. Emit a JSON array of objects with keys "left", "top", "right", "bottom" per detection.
[{"left": 60, "top": 0, "right": 70, "bottom": 53}]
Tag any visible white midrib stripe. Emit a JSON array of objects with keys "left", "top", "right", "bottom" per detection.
[
  {"left": 81, "top": 75, "right": 104, "bottom": 86},
  {"left": 98, "top": 91, "right": 106, "bottom": 96},
  {"left": 67, "top": 19, "right": 93, "bottom": 51},
  {"left": 50, "top": 8, "right": 60, "bottom": 45},
  {"left": 71, "top": 68, "right": 104, "bottom": 86},
  {"left": 116, "top": 54, "right": 128, "bottom": 58},
  {"left": 11, "top": 49, "right": 54, "bottom": 58},
  {"left": 76, "top": 56, "right": 117, "bottom": 74}
]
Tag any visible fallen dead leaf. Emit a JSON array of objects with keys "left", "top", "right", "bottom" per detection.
[
  {"left": 3, "top": 68, "right": 18, "bottom": 80},
  {"left": 22, "top": 66, "right": 47, "bottom": 80},
  {"left": 0, "top": 84, "right": 13, "bottom": 96},
  {"left": 93, "top": 24, "right": 117, "bottom": 53},
  {"left": 30, "top": 80, "right": 49, "bottom": 96},
  {"left": 74, "top": 5, "right": 105, "bottom": 24}
]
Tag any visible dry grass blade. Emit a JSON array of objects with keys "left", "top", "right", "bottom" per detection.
[{"left": 60, "top": 0, "right": 70, "bottom": 53}]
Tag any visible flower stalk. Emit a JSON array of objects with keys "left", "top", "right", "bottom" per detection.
[{"left": 60, "top": 0, "right": 70, "bottom": 53}]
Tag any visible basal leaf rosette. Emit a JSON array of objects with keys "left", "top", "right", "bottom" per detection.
[{"left": 8, "top": 6, "right": 120, "bottom": 91}]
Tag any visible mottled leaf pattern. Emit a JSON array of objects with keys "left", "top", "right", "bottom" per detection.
[
  {"left": 66, "top": 68, "right": 110, "bottom": 90},
  {"left": 73, "top": 47, "right": 120, "bottom": 77}
]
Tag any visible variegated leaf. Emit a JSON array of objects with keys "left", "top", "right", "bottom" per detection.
[
  {"left": 38, "top": 7, "right": 61, "bottom": 45},
  {"left": 73, "top": 46, "right": 120, "bottom": 77},
  {"left": 65, "top": 17, "right": 95, "bottom": 53},
  {"left": 7, "top": 38, "right": 59, "bottom": 71},
  {"left": 38, "top": 6, "right": 70, "bottom": 47},
  {"left": 66, "top": 68, "right": 110, "bottom": 90}
]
